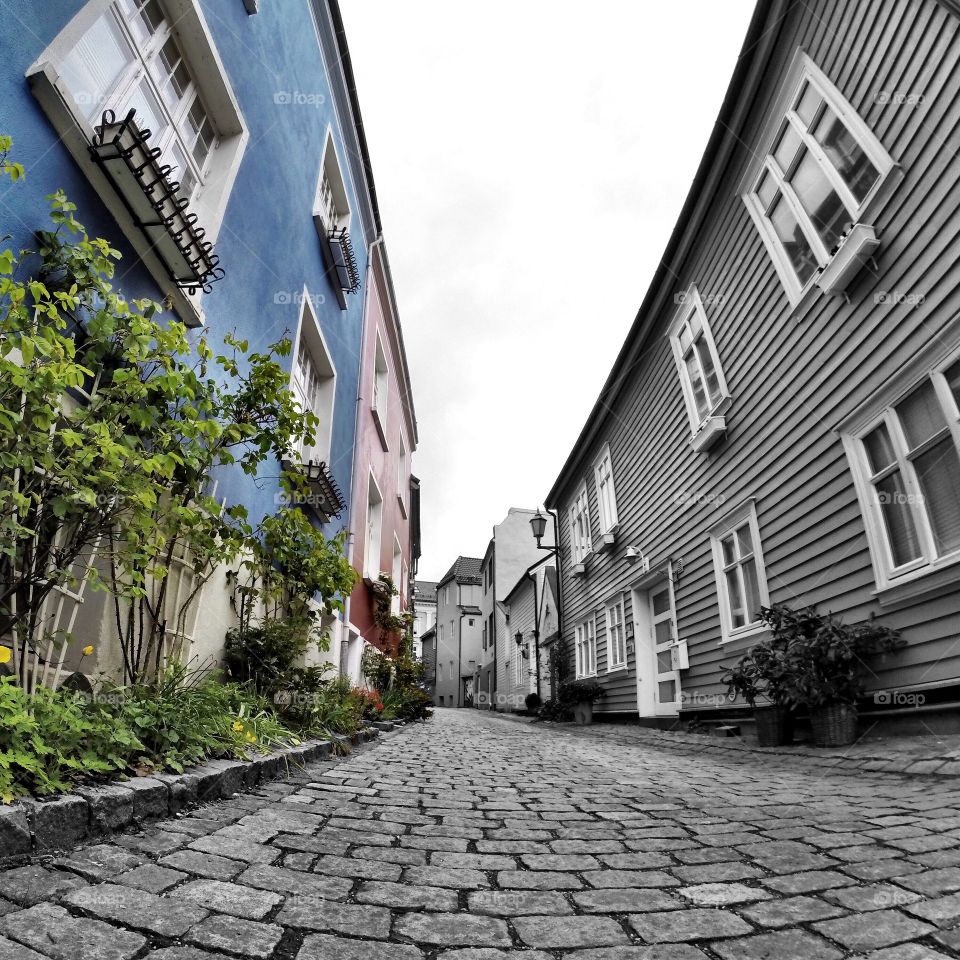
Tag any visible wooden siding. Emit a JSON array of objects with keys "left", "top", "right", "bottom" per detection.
[{"left": 550, "top": 0, "right": 960, "bottom": 715}]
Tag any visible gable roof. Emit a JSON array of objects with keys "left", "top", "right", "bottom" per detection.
[
  {"left": 413, "top": 580, "right": 438, "bottom": 603},
  {"left": 546, "top": 0, "right": 785, "bottom": 505},
  {"left": 437, "top": 556, "right": 483, "bottom": 588}
]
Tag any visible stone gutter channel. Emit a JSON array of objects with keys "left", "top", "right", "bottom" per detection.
[{"left": 0, "top": 720, "right": 406, "bottom": 864}]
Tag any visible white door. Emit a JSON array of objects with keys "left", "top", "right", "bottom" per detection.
[
  {"left": 649, "top": 584, "right": 681, "bottom": 715},
  {"left": 633, "top": 577, "right": 682, "bottom": 717}
]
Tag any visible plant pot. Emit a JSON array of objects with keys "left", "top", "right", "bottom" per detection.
[
  {"left": 809, "top": 702, "right": 858, "bottom": 747},
  {"left": 573, "top": 701, "right": 593, "bottom": 725},
  {"left": 753, "top": 705, "right": 793, "bottom": 747}
]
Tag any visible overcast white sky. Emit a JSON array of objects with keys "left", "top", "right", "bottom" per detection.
[{"left": 339, "top": 1, "right": 757, "bottom": 583}]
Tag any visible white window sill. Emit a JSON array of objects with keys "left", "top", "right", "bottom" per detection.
[
  {"left": 718, "top": 623, "right": 768, "bottom": 645},
  {"left": 874, "top": 554, "right": 960, "bottom": 611}
]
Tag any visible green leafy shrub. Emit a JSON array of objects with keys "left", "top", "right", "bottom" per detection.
[{"left": 0, "top": 676, "right": 142, "bottom": 801}]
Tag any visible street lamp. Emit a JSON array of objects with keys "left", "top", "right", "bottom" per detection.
[{"left": 529, "top": 509, "right": 548, "bottom": 547}]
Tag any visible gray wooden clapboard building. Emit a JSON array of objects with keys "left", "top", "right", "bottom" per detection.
[{"left": 545, "top": 0, "right": 960, "bottom": 724}]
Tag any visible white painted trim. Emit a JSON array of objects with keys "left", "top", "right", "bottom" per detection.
[
  {"left": 593, "top": 442, "right": 620, "bottom": 534},
  {"left": 667, "top": 284, "right": 732, "bottom": 435},
  {"left": 290, "top": 285, "right": 337, "bottom": 466},
  {"left": 838, "top": 334, "right": 960, "bottom": 592},
  {"left": 739, "top": 48, "right": 896, "bottom": 306},
  {"left": 709, "top": 498, "right": 771, "bottom": 644}
]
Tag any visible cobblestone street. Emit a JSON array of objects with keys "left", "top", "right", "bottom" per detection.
[{"left": 5, "top": 710, "right": 960, "bottom": 959}]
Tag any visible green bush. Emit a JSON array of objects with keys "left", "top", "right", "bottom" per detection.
[
  {"left": 0, "top": 666, "right": 302, "bottom": 802},
  {"left": 0, "top": 677, "right": 143, "bottom": 801}
]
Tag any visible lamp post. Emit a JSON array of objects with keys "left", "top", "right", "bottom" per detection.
[{"left": 527, "top": 507, "right": 562, "bottom": 702}]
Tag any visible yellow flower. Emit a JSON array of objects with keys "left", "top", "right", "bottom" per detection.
[
  {"left": 232, "top": 721, "right": 244, "bottom": 733},
  {"left": 0, "top": 647, "right": 10, "bottom": 665},
  {"left": 81, "top": 645, "right": 94, "bottom": 657}
]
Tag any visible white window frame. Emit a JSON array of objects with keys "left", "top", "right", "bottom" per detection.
[
  {"left": 397, "top": 430, "right": 407, "bottom": 516},
  {"left": 314, "top": 128, "right": 352, "bottom": 233},
  {"left": 290, "top": 289, "right": 336, "bottom": 465},
  {"left": 710, "top": 499, "right": 771, "bottom": 644},
  {"left": 575, "top": 616, "right": 597, "bottom": 679},
  {"left": 569, "top": 482, "right": 593, "bottom": 563},
  {"left": 605, "top": 596, "right": 627, "bottom": 672},
  {"left": 838, "top": 335, "right": 960, "bottom": 602},
  {"left": 667, "top": 285, "right": 731, "bottom": 435},
  {"left": 28, "top": 0, "right": 248, "bottom": 325},
  {"left": 741, "top": 50, "right": 895, "bottom": 305},
  {"left": 593, "top": 444, "right": 620, "bottom": 534},
  {"left": 372, "top": 333, "right": 389, "bottom": 450},
  {"left": 363, "top": 471, "right": 383, "bottom": 581}
]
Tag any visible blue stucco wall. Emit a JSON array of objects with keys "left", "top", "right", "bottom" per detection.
[{"left": 0, "top": 0, "right": 365, "bottom": 534}]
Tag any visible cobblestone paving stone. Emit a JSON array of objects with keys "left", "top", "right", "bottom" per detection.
[{"left": 5, "top": 710, "right": 960, "bottom": 958}]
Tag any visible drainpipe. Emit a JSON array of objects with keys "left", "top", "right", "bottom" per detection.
[
  {"left": 491, "top": 553, "right": 497, "bottom": 712},
  {"left": 529, "top": 569, "right": 542, "bottom": 701}
]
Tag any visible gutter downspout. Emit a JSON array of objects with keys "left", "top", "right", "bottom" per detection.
[
  {"left": 491, "top": 554, "right": 497, "bottom": 712},
  {"left": 529, "top": 570, "right": 541, "bottom": 701}
]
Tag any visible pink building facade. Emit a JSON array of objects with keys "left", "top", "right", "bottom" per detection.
[{"left": 343, "top": 242, "right": 419, "bottom": 672}]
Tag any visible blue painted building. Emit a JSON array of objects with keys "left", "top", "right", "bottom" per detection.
[{"left": 0, "top": 0, "right": 390, "bottom": 673}]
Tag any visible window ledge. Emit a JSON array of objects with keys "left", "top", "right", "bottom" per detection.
[
  {"left": 718, "top": 624, "right": 768, "bottom": 646},
  {"left": 816, "top": 223, "right": 880, "bottom": 297},
  {"left": 690, "top": 415, "right": 727, "bottom": 453},
  {"left": 873, "top": 556, "right": 960, "bottom": 611}
]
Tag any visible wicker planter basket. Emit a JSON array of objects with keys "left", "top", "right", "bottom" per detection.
[
  {"left": 754, "top": 705, "right": 793, "bottom": 747},
  {"left": 809, "top": 702, "right": 858, "bottom": 747}
]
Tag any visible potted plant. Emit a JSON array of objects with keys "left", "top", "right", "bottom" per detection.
[
  {"left": 769, "top": 604, "right": 903, "bottom": 747},
  {"left": 560, "top": 680, "right": 605, "bottom": 725},
  {"left": 722, "top": 635, "right": 794, "bottom": 747}
]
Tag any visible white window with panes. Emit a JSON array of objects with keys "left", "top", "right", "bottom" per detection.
[
  {"left": 841, "top": 352, "right": 960, "bottom": 594},
  {"left": 668, "top": 286, "right": 731, "bottom": 434},
  {"left": 58, "top": 1, "right": 218, "bottom": 203},
  {"left": 594, "top": 445, "right": 619, "bottom": 534},
  {"left": 575, "top": 617, "right": 596, "bottom": 678},
  {"left": 743, "top": 52, "right": 894, "bottom": 303},
  {"left": 291, "top": 298, "right": 336, "bottom": 465},
  {"left": 605, "top": 597, "right": 626, "bottom": 671},
  {"left": 569, "top": 483, "right": 592, "bottom": 563},
  {"left": 710, "top": 500, "right": 771, "bottom": 643}
]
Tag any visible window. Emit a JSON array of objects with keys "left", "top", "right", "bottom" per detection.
[
  {"left": 315, "top": 132, "right": 352, "bottom": 233},
  {"left": 30, "top": 0, "right": 248, "bottom": 323},
  {"left": 743, "top": 52, "right": 894, "bottom": 303},
  {"left": 397, "top": 432, "right": 407, "bottom": 514},
  {"left": 668, "top": 286, "right": 731, "bottom": 436},
  {"left": 58, "top": 1, "right": 218, "bottom": 203},
  {"left": 391, "top": 538, "right": 403, "bottom": 615},
  {"left": 575, "top": 617, "right": 596, "bottom": 678},
  {"left": 372, "top": 334, "right": 389, "bottom": 448},
  {"left": 364, "top": 472, "right": 383, "bottom": 581},
  {"left": 606, "top": 598, "right": 626, "bottom": 671},
  {"left": 710, "top": 500, "right": 771, "bottom": 643},
  {"left": 593, "top": 445, "right": 619, "bottom": 533},
  {"left": 569, "top": 483, "right": 592, "bottom": 563},
  {"left": 841, "top": 353, "right": 960, "bottom": 594},
  {"left": 291, "top": 294, "right": 336, "bottom": 464}
]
